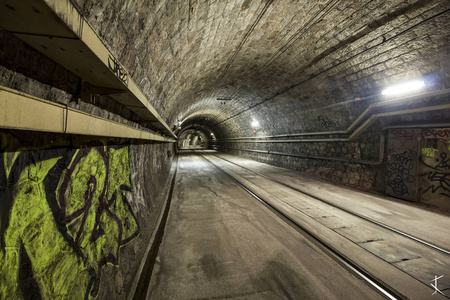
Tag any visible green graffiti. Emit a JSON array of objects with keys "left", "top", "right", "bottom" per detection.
[
  {"left": 4, "top": 152, "right": 20, "bottom": 179},
  {"left": 422, "top": 147, "right": 439, "bottom": 158},
  {"left": 107, "top": 147, "right": 139, "bottom": 244},
  {"left": 1, "top": 140, "right": 138, "bottom": 299},
  {"left": 1, "top": 157, "right": 90, "bottom": 299}
]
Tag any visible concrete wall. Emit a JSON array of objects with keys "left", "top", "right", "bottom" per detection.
[{"left": 0, "top": 26, "right": 174, "bottom": 299}]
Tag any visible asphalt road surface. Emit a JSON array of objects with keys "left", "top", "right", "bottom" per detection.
[{"left": 146, "top": 152, "right": 384, "bottom": 299}]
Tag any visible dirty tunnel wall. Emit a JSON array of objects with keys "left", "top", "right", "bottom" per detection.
[
  {"left": 0, "top": 132, "right": 174, "bottom": 299},
  {"left": 0, "top": 25, "right": 175, "bottom": 300}
]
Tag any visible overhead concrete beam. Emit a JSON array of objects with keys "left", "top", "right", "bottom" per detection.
[{"left": 0, "top": 0, "right": 177, "bottom": 139}]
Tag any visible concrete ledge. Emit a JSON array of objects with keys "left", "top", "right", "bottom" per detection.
[
  {"left": 0, "top": 86, "right": 176, "bottom": 142},
  {"left": 0, "top": 0, "right": 176, "bottom": 138}
]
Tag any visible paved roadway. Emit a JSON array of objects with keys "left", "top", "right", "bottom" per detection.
[
  {"left": 146, "top": 152, "right": 385, "bottom": 299},
  {"left": 198, "top": 151, "right": 450, "bottom": 299}
]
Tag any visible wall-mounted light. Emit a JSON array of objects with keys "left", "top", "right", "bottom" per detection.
[
  {"left": 251, "top": 120, "right": 259, "bottom": 134},
  {"left": 381, "top": 79, "right": 425, "bottom": 97}
]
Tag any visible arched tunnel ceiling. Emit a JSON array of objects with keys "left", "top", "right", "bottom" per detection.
[{"left": 73, "top": 0, "right": 450, "bottom": 137}]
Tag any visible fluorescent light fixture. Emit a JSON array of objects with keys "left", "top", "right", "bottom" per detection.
[
  {"left": 381, "top": 79, "right": 425, "bottom": 97},
  {"left": 251, "top": 120, "right": 259, "bottom": 127}
]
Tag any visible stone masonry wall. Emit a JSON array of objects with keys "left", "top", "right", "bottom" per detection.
[
  {"left": 220, "top": 129, "right": 386, "bottom": 193},
  {"left": 0, "top": 22, "right": 173, "bottom": 300},
  {"left": 212, "top": 0, "right": 450, "bottom": 198}
]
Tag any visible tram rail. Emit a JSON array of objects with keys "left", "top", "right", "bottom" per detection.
[
  {"left": 208, "top": 152, "right": 450, "bottom": 257},
  {"left": 195, "top": 150, "right": 450, "bottom": 299}
]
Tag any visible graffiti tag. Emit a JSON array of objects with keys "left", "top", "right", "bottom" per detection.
[
  {"left": 391, "top": 129, "right": 416, "bottom": 138},
  {"left": 386, "top": 150, "right": 416, "bottom": 196},
  {"left": 389, "top": 129, "right": 418, "bottom": 151},
  {"left": 422, "top": 129, "right": 450, "bottom": 138},
  {"left": 317, "top": 116, "right": 339, "bottom": 129},
  {"left": 108, "top": 55, "right": 129, "bottom": 86},
  {"left": 420, "top": 152, "right": 450, "bottom": 198},
  {"left": 422, "top": 147, "right": 439, "bottom": 158}
]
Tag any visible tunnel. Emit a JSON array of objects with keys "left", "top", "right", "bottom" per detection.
[{"left": 0, "top": 0, "right": 450, "bottom": 299}]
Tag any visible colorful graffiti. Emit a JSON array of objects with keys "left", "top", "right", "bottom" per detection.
[
  {"left": 419, "top": 137, "right": 450, "bottom": 199},
  {"left": 421, "top": 147, "right": 439, "bottom": 158},
  {"left": 0, "top": 140, "right": 138, "bottom": 299},
  {"left": 388, "top": 129, "right": 417, "bottom": 150},
  {"left": 422, "top": 129, "right": 450, "bottom": 138}
]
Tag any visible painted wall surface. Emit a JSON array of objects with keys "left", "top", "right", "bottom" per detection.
[
  {"left": 0, "top": 18, "right": 175, "bottom": 300},
  {"left": 385, "top": 129, "right": 419, "bottom": 201},
  {"left": 383, "top": 128, "right": 450, "bottom": 209},
  {"left": 419, "top": 128, "right": 450, "bottom": 209},
  {"left": 0, "top": 131, "right": 174, "bottom": 299}
]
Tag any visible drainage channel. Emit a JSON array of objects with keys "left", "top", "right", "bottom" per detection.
[
  {"left": 196, "top": 151, "right": 402, "bottom": 300},
  {"left": 131, "top": 157, "right": 179, "bottom": 300}
]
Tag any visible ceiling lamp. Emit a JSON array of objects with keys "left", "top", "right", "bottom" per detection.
[{"left": 381, "top": 79, "right": 425, "bottom": 97}]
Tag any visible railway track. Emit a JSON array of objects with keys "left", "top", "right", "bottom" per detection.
[
  {"left": 195, "top": 151, "right": 450, "bottom": 299},
  {"left": 209, "top": 152, "right": 450, "bottom": 256}
]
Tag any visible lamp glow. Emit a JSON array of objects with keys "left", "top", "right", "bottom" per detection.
[
  {"left": 381, "top": 80, "right": 425, "bottom": 97},
  {"left": 251, "top": 120, "right": 259, "bottom": 127}
]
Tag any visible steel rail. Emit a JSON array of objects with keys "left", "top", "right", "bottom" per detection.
[
  {"left": 209, "top": 152, "right": 450, "bottom": 257},
  {"left": 196, "top": 151, "right": 402, "bottom": 300}
]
